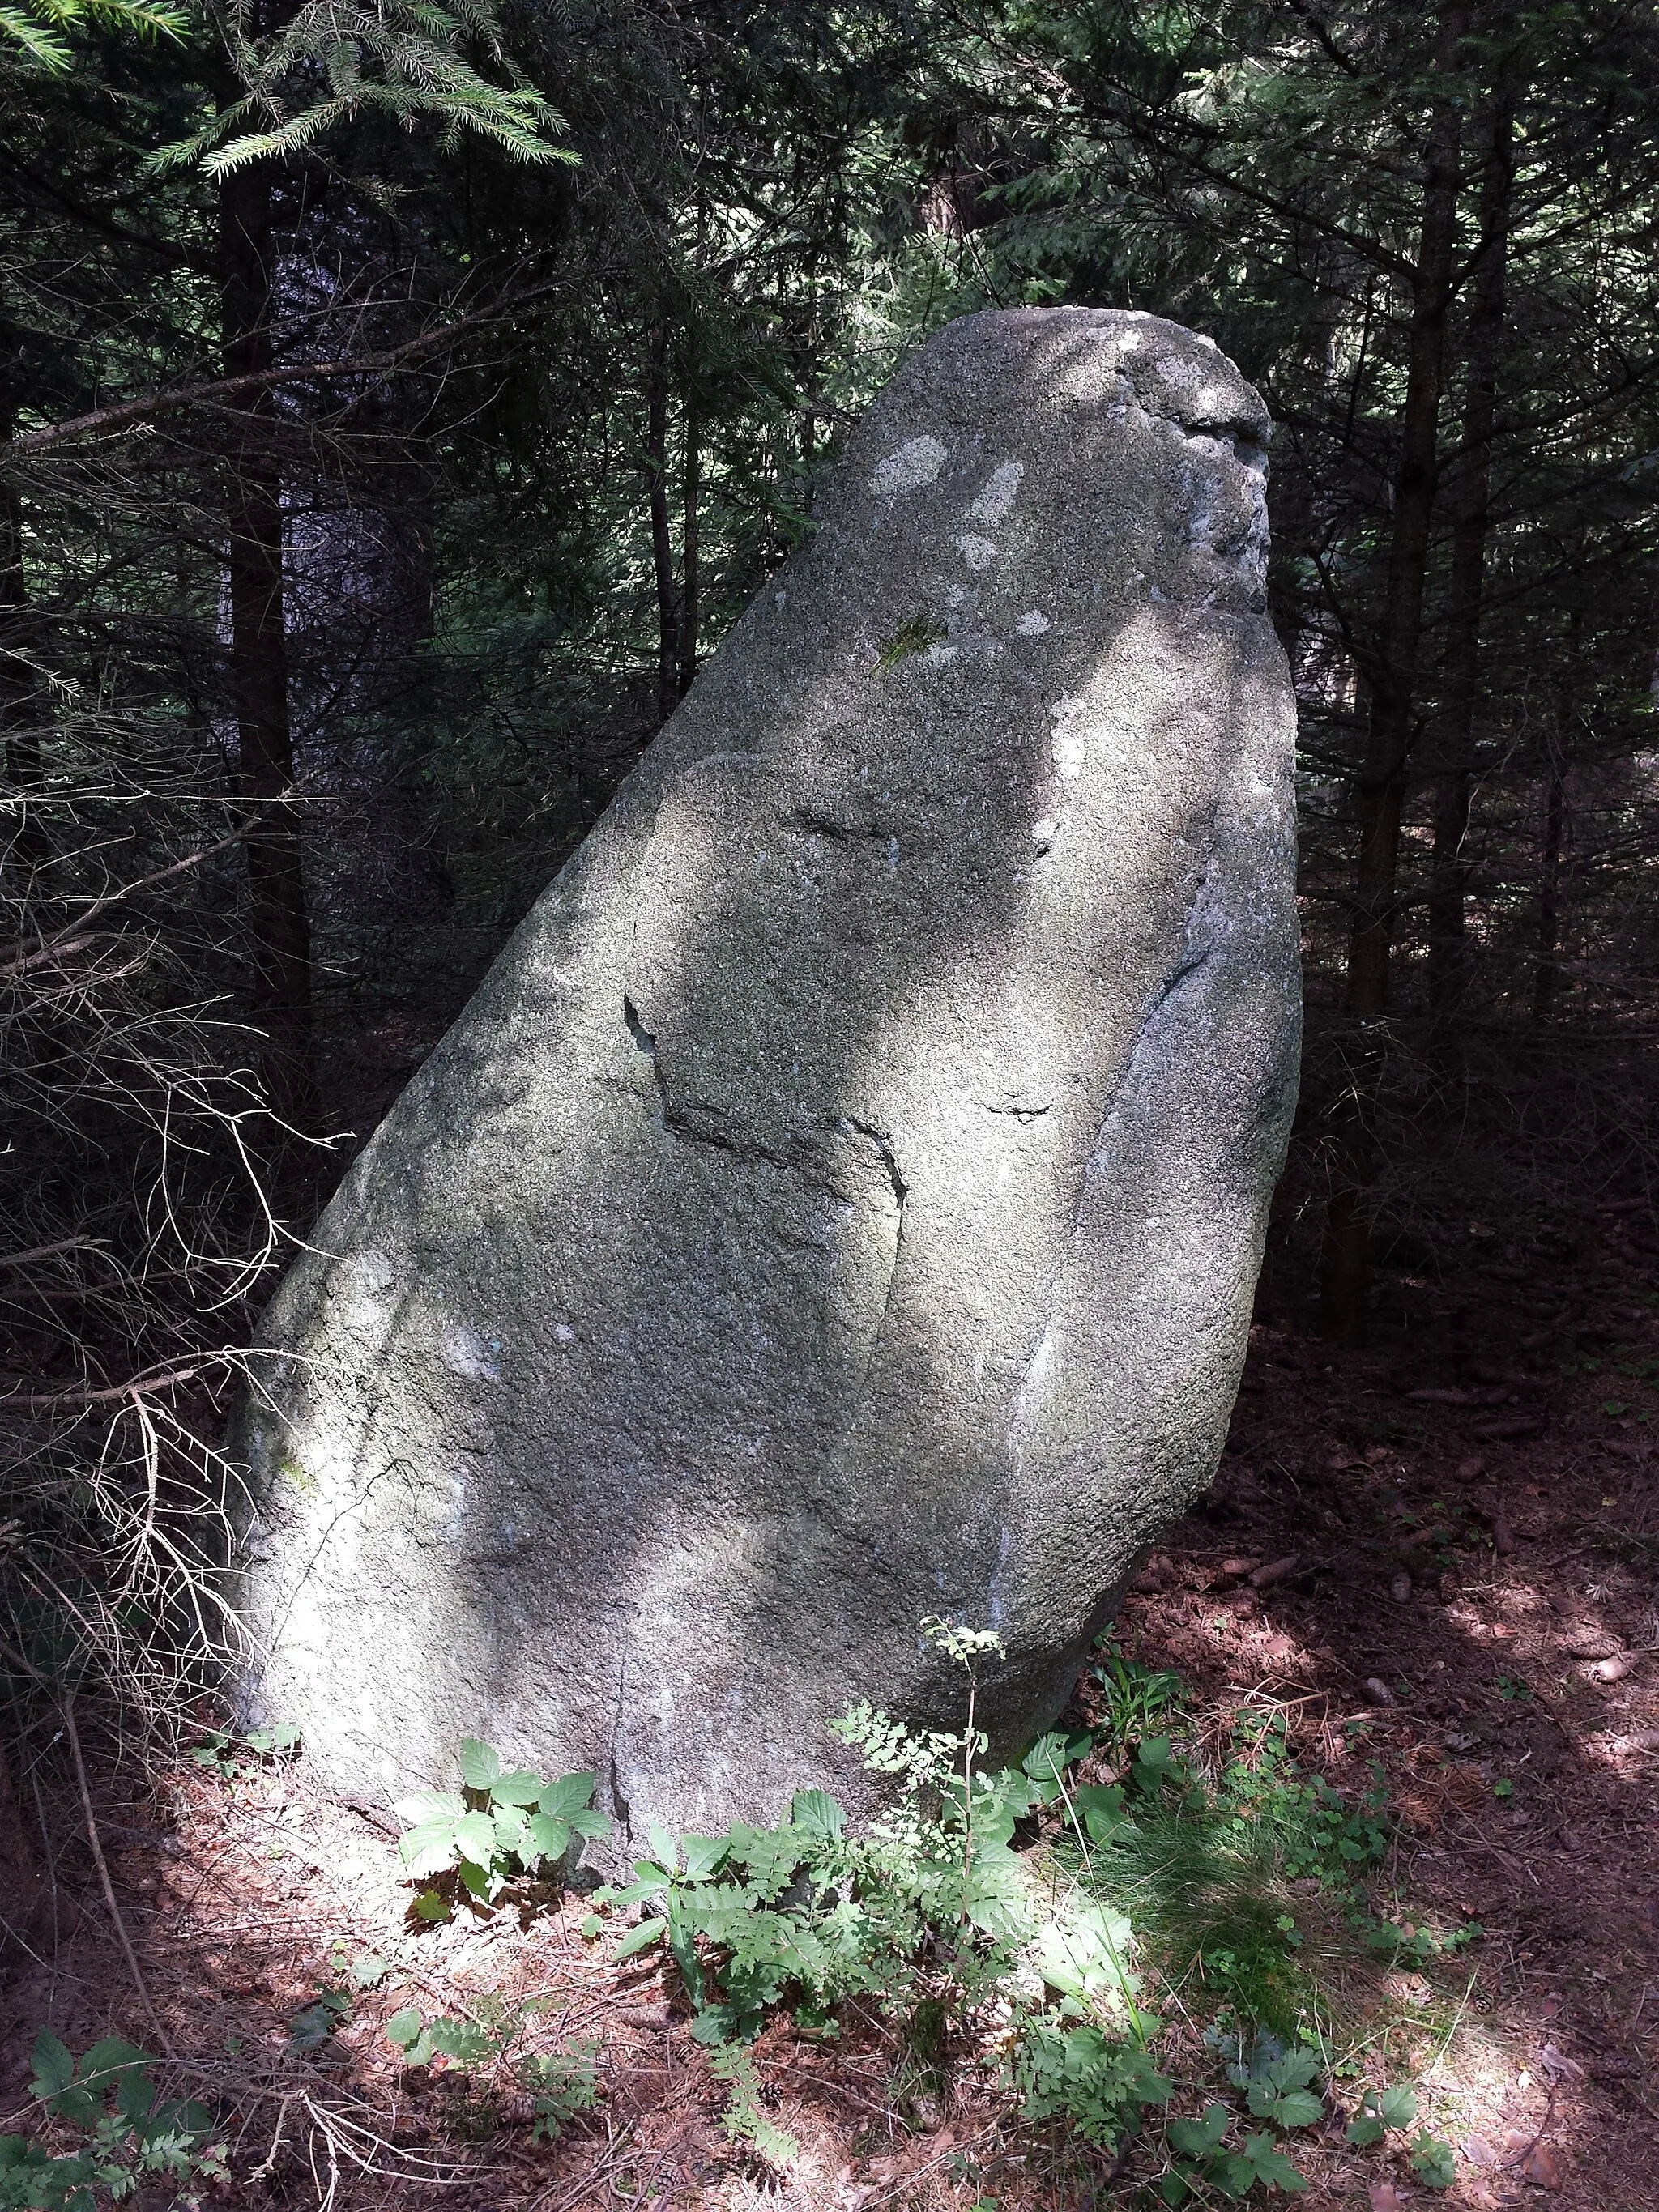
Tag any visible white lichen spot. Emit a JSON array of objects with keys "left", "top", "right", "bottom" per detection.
[
  {"left": 869, "top": 433, "right": 947, "bottom": 496},
  {"left": 1048, "top": 697, "right": 1086, "bottom": 780},
  {"left": 1016, "top": 610, "right": 1050, "bottom": 637},
  {"left": 441, "top": 1324, "right": 500, "bottom": 1380},
  {"left": 774, "top": 589, "right": 787, "bottom": 607},
  {"left": 954, "top": 533, "right": 998, "bottom": 572},
  {"left": 1155, "top": 352, "right": 1201, "bottom": 390},
  {"left": 925, "top": 641, "right": 958, "bottom": 666},
  {"left": 886, "top": 836, "right": 900, "bottom": 872},
  {"left": 554, "top": 1322, "right": 575, "bottom": 1344},
  {"left": 966, "top": 460, "right": 1025, "bottom": 526},
  {"left": 1031, "top": 815, "right": 1058, "bottom": 846}
]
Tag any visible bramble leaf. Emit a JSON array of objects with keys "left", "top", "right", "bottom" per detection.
[
  {"left": 458, "top": 1737, "right": 502, "bottom": 1790},
  {"left": 490, "top": 1768, "right": 546, "bottom": 1805}
]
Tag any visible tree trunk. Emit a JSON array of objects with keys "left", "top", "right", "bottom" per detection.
[
  {"left": 646, "top": 326, "right": 679, "bottom": 729},
  {"left": 1320, "top": 3, "right": 1469, "bottom": 1345},
  {"left": 677, "top": 399, "right": 700, "bottom": 698},
  {"left": 0, "top": 307, "right": 47, "bottom": 880},
  {"left": 219, "top": 162, "right": 312, "bottom": 1118},
  {"left": 1427, "top": 88, "right": 1515, "bottom": 1022},
  {"left": 1533, "top": 738, "right": 1566, "bottom": 1021}
]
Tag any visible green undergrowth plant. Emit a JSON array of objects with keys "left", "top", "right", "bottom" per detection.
[
  {"left": 394, "top": 1737, "right": 610, "bottom": 1916},
  {"left": 385, "top": 1997, "right": 601, "bottom": 2139},
  {"left": 707, "top": 2043, "right": 800, "bottom": 2169},
  {"left": 1051, "top": 1702, "right": 1471, "bottom": 2039},
  {"left": 188, "top": 1720, "right": 300, "bottom": 1780},
  {"left": 376, "top": 1633, "right": 1473, "bottom": 2197},
  {"left": 1, "top": 2033, "right": 226, "bottom": 2210}
]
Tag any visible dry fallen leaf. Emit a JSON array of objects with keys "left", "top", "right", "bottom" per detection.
[
  {"left": 1369, "top": 2185, "right": 1407, "bottom": 2212},
  {"left": 1538, "top": 2043, "right": 1584, "bottom": 2082},
  {"left": 1522, "top": 2141, "right": 1565, "bottom": 2189}
]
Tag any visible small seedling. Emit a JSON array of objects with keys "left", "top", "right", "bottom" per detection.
[
  {"left": 288, "top": 1987, "right": 351, "bottom": 2052},
  {"left": 190, "top": 1720, "right": 300, "bottom": 1779},
  {"left": 1409, "top": 2130, "right": 1457, "bottom": 2187},
  {"left": 1345, "top": 2082, "right": 1418, "bottom": 2144},
  {"left": 522, "top": 2040, "right": 601, "bottom": 2140},
  {"left": 385, "top": 2007, "right": 497, "bottom": 2069}
]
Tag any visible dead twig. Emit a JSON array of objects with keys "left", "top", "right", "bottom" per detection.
[{"left": 62, "top": 1698, "right": 176, "bottom": 2058}]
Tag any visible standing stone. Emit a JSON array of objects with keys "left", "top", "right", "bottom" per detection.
[{"left": 237, "top": 307, "right": 1299, "bottom": 1835}]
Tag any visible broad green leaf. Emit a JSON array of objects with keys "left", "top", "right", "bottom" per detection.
[
  {"left": 458, "top": 1737, "right": 502, "bottom": 1791},
  {"left": 1035, "top": 1900, "right": 1135, "bottom": 2001},
  {"left": 399, "top": 1818, "right": 462, "bottom": 1877},
  {"left": 1263, "top": 2049, "right": 1320, "bottom": 2092},
  {"left": 1345, "top": 2112, "right": 1384, "bottom": 2146},
  {"left": 646, "top": 1819, "right": 679, "bottom": 1869},
  {"left": 1209, "top": 2150, "right": 1257, "bottom": 2199},
  {"left": 394, "top": 1789, "right": 465, "bottom": 1825},
  {"left": 962, "top": 1852, "right": 1031, "bottom": 1937},
  {"left": 614, "top": 1916, "right": 667, "bottom": 1960},
  {"left": 524, "top": 1812, "right": 571, "bottom": 1862},
  {"left": 569, "top": 1807, "right": 613, "bottom": 1840},
  {"left": 454, "top": 1810, "right": 497, "bottom": 1865},
  {"left": 681, "top": 1831, "right": 731, "bottom": 1878},
  {"left": 1410, "top": 2133, "right": 1456, "bottom": 2188},
  {"left": 78, "top": 2038, "right": 151, "bottom": 2092},
  {"left": 414, "top": 1889, "right": 450, "bottom": 1923},
  {"left": 491, "top": 1802, "right": 529, "bottom": 1851},
  {"left": 1069, "top": 1783, "right": 1127, "bottom": 1841},
  {"left": 28, "top": 2031, "right": 74, "bottom": 2100},
  {"left": 385, "top": 2008, "right": 424, "bottom": 2052},
  {"left": 113, "top": 2065, "right": 156, "bottom": 2121},
  {"left": 689, "top": 2004, "right": 738, "bottom": 2044},
  {"left": 1378, "top": 2084, "right": 1420, "bottom": 2129},
  {"left": 1169, "top": 2101, "right": 1230, "bottom": 2157},
  {"left": 1248, "top": 2084, "right": 1324, "bottom": 2128},
  {"left": 788, "top": 1788, "right": 844, "bottom": 1842},
  {"left": 629, "top": 1860, "right": 674, "bottom": 1893},
  {"left": 457, "top": 1855, "right": 499, "bottom": 1900},
  {"left": 489, "top": 1768, "right": 547, "bottom": 1805},
  {"left": 539, "top": 1771, "right": 599, "bottom": 1818},
  {"left": 1238, "top": 2132, "right": 1309, "bottom": 2192}
]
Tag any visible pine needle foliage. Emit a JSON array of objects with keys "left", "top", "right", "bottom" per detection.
[
  {"left": 0, "top": 0, "right": 184, "bottom": 74},
  {"left": 153, "top": 0, "right": 575, "bottom": 175}
]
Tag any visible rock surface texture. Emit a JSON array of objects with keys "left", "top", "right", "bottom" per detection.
[{"left": 238, "top": 307, "right": 1301, "bottom": 1836}]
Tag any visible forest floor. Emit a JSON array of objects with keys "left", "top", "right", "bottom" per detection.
[{"left": 3, "top": 1237, "right": 1657, "bottom": 2212}]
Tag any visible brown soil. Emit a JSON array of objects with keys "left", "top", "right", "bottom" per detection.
[{"left": 3, "top": 1257, "right": 1656, "bottom": 2212}]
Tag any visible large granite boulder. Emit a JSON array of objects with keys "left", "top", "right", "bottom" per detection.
[{"left": 237, "top": 307, "right": 1300, "bottom": 1836}]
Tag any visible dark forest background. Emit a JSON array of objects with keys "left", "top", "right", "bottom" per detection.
[{"left": 4, "top": 0, "right": 1658, "bottom": 1772}]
